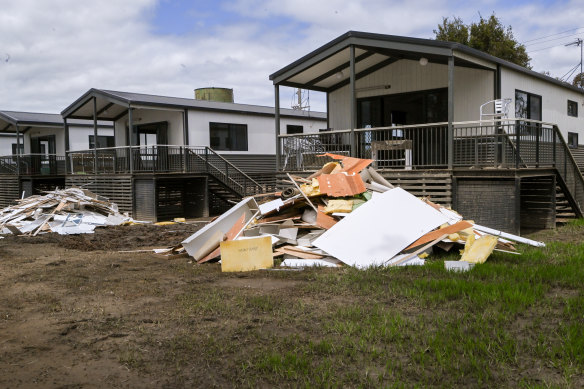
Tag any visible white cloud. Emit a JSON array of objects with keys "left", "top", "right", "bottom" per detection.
[{"left": 0, "top": 0, "right": 581, "bottom": 116}]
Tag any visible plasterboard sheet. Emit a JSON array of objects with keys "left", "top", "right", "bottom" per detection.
[
  {"left": 182, "top": 197, "right": 259, "bottom": 258},
  {"left": 313, "top": 188, "right": 450, "bottom": 269}
]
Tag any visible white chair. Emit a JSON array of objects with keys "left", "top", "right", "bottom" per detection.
[{"left": 480, "top": 98, "right": 512, "bottom": 121}]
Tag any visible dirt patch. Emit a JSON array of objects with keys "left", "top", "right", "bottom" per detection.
[{"left": 1, "top": 222, "right": 205, "bottom": 251}]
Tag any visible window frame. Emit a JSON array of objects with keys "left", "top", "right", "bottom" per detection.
[
  {"left": 89, "top": 135, "right": 115, "bottom": 149},
  {"left": 209, "top": 122, "right": 248, "bottom": 151},
  {"left": 568, "top": 132, "right": 579, "bottom": 149},
  {"left": 286, "top": 124, "right": 303, "bottom": 134},
  {"left": 568, "top": 100, "right": 578, "bottom": 117}
]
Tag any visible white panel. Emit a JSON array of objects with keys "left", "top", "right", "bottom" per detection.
[
  {"left": 188, "top": 109, "right": 326, "bottom": 154},
  {"left": 501, "top": 68, "right": 584, "bottom": 140},
  {"left": 454, "top": 67, "right": 494, "bottom": 122}
]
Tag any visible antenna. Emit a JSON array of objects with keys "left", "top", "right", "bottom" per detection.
[
  {"left": 291, "top": 88, "right": 310, "bottom": 111},
  {"left": 565, "top": 38, "right": 583, "bottom": 88}
]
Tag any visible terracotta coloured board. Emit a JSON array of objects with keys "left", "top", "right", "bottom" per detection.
[
  {"left": 317, "top": 173, "right": 366, "bottom": 197},
  {"left": 315, "top": 205, "right": 337, "bottom": 229},
  {"left": 405, "top": 221, "right": 473, "bottom": 250},
  {"left": 319, "top": 153, "right": 373, "bottom": 174}
]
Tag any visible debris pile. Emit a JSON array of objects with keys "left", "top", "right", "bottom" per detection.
[
  {"left": 0, "top": 188, "right": 131, "bottom": 236},
  {"left": 177, "top": 153, "right": 545, "bottom": 272}
]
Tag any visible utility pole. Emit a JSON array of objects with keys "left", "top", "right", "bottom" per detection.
[{"left": 566, "top": 38, "right": 583, "bottom": 88}]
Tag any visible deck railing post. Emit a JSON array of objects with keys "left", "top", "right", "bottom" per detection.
[
  {"left": 205, "top": 147, "right": 209, "bottom": 173},
  {"left": 515, "top": 121, "right": 521, "bottom": 169},
  {"left": 553, "top": 129, "right": 557, "bottom": 168},
  {"left": 535, "top": 124, "right": 540, "bottom": 168}
]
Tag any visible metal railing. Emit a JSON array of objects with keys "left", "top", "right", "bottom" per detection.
[
  {"left": 66, "top": 145, "right": 265, "bottom": 197},
  {"left": 0, "top": 154, "right": 66, "bottom": 176},
  {"left": 277, "top": 118, "right": 584, "bottom": 215},
  {"left": 278, "top": 119, "right": 561, "bottom": 170}
]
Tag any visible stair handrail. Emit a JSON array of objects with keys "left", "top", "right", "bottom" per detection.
[
  {"left": 187, "top": 146, "right": 265, "bottom": 195},
  {"left": 551, "top": 125, "right": 584, "bottom": 214}
]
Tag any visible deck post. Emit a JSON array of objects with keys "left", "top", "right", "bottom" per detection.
[
  {"left": 535, "top": 124, "right": 540, "bottom": 168},
  {"left": 349, "top": 45, "right": 357, "bottom": 157},
  {"left": 64, "top": 117, "right": 70, "bottom": 174},
  {"left": 183, "top": 109, "right": 189, "bottom": 172},
  {"left": 515, "top": 121, "right": 521, "bottom": 169},
  {"left": 274, "top": 84, "right": 281, "bottom": 171},
  {"left": 15, "top": 124, "right": 21, "bottom": 175},
  {"left": 128, "top": 106, "right": 133, "bottom": 173},
  {"left": 447, "top": 55, "right": 454, "bottom": 169},
  {"left": 93, "top": 97, "right": 98, "bottom": 174}
]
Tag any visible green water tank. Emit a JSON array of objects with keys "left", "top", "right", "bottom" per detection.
[{"left": 195, "top": 87, "right": 234, "bottom": 103}]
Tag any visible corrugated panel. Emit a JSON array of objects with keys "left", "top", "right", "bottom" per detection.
[
  {"left": 220, "top": 154, "right": 277, "bottom": 173},
  {"left": 66, "top": 175, "right": 133, "bottom": 214},
  {"left": 0, "top": 176, "right": 20, "bottom": 207},
  {"left": 134, "top": 179, "right": 156, "bottom": 221}
]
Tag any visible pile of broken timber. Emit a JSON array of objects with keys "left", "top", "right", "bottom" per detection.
[
  {"left": 177, "top": 153, "right": 545, "bottom": 271},
  {"left": 0, "top": 188, "right": 131, "bottom": 236}
]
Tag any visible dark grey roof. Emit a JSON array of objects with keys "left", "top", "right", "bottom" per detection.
[
  {"left": 270, "top": 30, "right": 584, "bottom": 95},
  {"left": 0, "top": 110, "right": 113, "bottom": 133},
  {"left": 62, "top": 88, "right": 327, "bottom": 121},
  {"left": 0, "top": 111, "right": 63, "bottom": 127}
]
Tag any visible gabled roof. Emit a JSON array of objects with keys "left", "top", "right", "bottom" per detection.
[
  {"left": 0, "top": 111, "right": 63, "bottom": 133},
  {"left": 0, "top": 110, "right": 114, "bottom": 133},
  {"left": 62, "top": 88, "right": 327, "bottom": 121},
  {"left": 270, "top": 30, "right": 584, "bottom": 95}
]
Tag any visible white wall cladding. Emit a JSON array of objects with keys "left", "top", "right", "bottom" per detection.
[
  {"left": 112, "top": 107, "right": 325, "bottom": 154},
  {"left": 22, "top": 126, "right": 114, "bottom": 154},
  {"left": 114, "top": 109, "right": 184, "bottom": 146},
  {"left": 328, "top": 59, "right": 494, "bottom": 130},
  {"left": 501, "top": 67, "right": 584, "bottom": 139},
  {"left": 188, "top": 110, "right": 325, "bottom": 154},
  {"left": 69, "top": 127, "right": 114, "bottom": 151},
  {"left": 0, "top": 135, "right": 17, "bottom": 155}
]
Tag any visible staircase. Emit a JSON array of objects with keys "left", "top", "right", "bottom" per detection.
[{"left": 188, "top": 147, "right": 266, "bottom": 211}]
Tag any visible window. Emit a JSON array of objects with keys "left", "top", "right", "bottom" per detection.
[
  {"left": 11, "top": 143, "right": 24, "bottom": 155},
  {"left": 568, "top": 132, "right": 579, "bottom": 149},
  {"left": 568, "top": 100, "right": 578, "bottom": 117},
  {"left": 286, "top": 125, "right": 303, "bottom": 134},
  {"left": 89, "top": 135, "right": 115, "bottom": 149},
  {"left": 515, "top": 90, "right": 542, "bottom": 135},
  {"left": 209, "top": 122, "right": 248, "bottom": 151}
]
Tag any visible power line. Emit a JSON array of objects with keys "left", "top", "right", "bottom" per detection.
[
  {"left": 522, "top": 27, "right": 584, "bottom": 44},
  {"left": 524, "top": 32, "right": 584, "bottom": 47},
  {"left": 528, "top": 42, "right": 572, "bottom": 54}
]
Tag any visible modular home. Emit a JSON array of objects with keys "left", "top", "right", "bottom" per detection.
[
  {"left": 0, "top": 110, "right": 112, "bottom": 204},
  {"left": 270, "top": 31, "right": 584, "bottom": 233},
  {"left": 58, "top": 88, "right": 326, "bottom": 220}
]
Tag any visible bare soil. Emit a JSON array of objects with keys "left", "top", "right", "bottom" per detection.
[{"left": 0, "top": 223, "right": 303, "bottom": 388}]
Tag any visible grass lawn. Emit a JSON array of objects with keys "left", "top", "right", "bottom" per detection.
[{"left": 146, "top": 220, "right": 584, "bottom": 387}]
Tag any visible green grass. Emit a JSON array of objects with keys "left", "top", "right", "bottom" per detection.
[{"left": 119, "top": 226, "right": 584, "bottom": 387}]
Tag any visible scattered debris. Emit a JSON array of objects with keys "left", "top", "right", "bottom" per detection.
[
  {"left": 173, "top": 154, "right": 545, "bottom": 272},
  {"left": 0, "top": 188, "right": 131, "bottom": 236}
]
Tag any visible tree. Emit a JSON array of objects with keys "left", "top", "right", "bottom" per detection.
[
  {"left": 573, "top": 72, "right": 584, "bottom": 88},
  {"left": 434, "top": 14, "right": 531, "bottom": 68}
]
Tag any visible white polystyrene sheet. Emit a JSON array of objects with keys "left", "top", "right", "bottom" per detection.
[
  {"left": 181, "top": 197, "right": 259, "bottom": 258},
  {"left": 258, "top": 199, "right": 285, "bottom": 215},
  {"left": 313, "top": 187, "right": 450, "bottom": 269}
]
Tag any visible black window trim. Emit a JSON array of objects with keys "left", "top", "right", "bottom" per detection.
[
  {"left": 568, "top": 100, "right": 578, "bottom": 118},
  {"left": 209, "top": 122, "right": 248, "bottom": 151}
]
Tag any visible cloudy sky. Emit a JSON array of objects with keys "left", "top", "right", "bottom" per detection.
[{"left": 1, "top": 0, "right": 582, "bottom": 114}]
